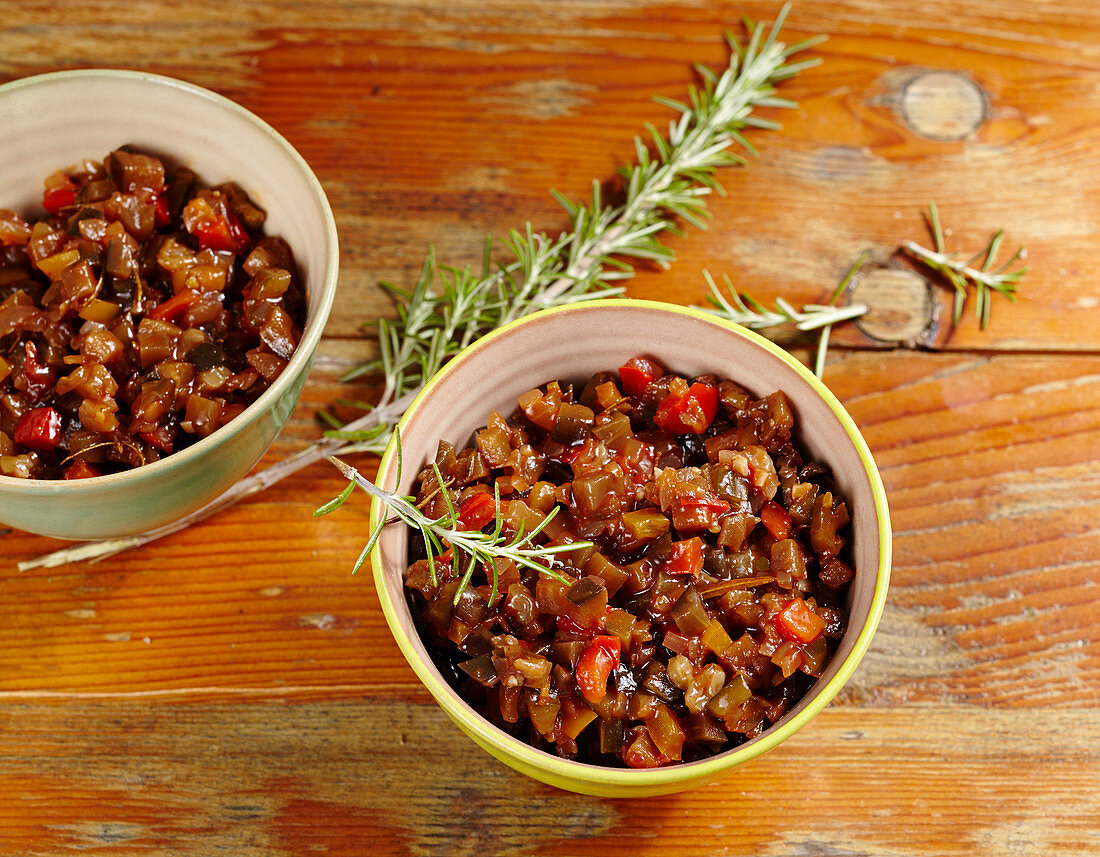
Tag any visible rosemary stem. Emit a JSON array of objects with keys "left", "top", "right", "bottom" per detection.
[{"left": 902, "top": 240, "right": 1005, "bottom": 285}]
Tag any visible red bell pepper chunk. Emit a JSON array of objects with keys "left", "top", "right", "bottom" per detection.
[
  {"left": 153, "top": 190, "right": 173, "bottom": 228},
  {"left": 618, "top": 356, "right": 664, "bottom": 398},
  {"left": 776, "top": 598, "right": 826, "bottom": 644},
  {"left": 192, "top": 218, "right": 236, "bottom": 253},
  {"left": 64, "top": 459, "right": 102, "bottom": 480},
  {"left": 623, "top": 731, "right": 670, "bottom": 769},
  {"left": 653, "top": 382, "right": 719, "bottom": 434},
  {"left": 139, "top": 424, "right": 177, "bottom": 454},
  {"left": 225, "top": 211, "right": 251, "bottom": 252},
  {"left": 147, "top": 288, "right": 199, "bottom": 323},
  {"left": 680, "top": 496, "right": 731, "bottom": 516},
  {"left": 575, "top": 634, "right": 621, "bottom": 704},
  {"left": 665, "top": 536, "right": 705, "bottom": 577},
  {"left": 759, "top": 500, "right": 791, "bottom": 541},
  {"left": 13, "top": 406, "right": 63, "bottom": 452},
  {"left": 42, "top": 181, "right": 77, "bottom": 215},
  {"left": 185, "top": 195, "right": 250, "bottom": 254},
  {"left": 457, "top": 492, "right": 496, "bottom": 530}
]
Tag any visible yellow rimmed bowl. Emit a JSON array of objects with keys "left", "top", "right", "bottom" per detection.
[
  {"left": 370, "top": 299, "right": 890, "bottom": 797},
  {"left": 0, "top": 69, "right": 338, "bottom": 540}
]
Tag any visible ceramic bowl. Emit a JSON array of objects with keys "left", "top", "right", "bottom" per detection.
[
  {"left": 370, "top": 299, "right": 891, "bottom": 797},
  {"left": 0, "top": 69, "right": 338, "bottom": 540}
]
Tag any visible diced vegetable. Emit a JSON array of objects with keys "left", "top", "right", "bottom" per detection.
[
  {"left": 575, "top": 635, "right": 621, "bottom": 704},
  {"left": 458, "top": 654, "right": 498, "bottom": 686},
  {"left": 700, "top": 618, "right": 733, "bottom": 655},
  {"left": 42, "top": 180, "right": 77, "bottom": 214},
  {"left": 617, "top": 356, "right": 663, "bottom": 398},
  {"left": 623, "top": 728, "right": 667, "bottom": 769},
  {"left": 670, "top": 585, "right": 711, "bottom": 636},
  {"left": 646, "top": 702, "right": 686, "bottom": 760},
  {"left": 776, "top": 598, "right": 826, "bottom": 644},
  {"left": 559, "top": 700, "right": 598, "bottom": 740},
  {"left": 147, "top": 288, "right": 199, "bottom": 323},
  {"left": 13, "top": 407, "right": 62, "bottom": 452},
  {"left": 619, "top": 508, "right": 669, "bottom": 541},
  {"left": 63, "top": 459, "right": 102, "bottom": 480},
  {"left": 666, "top": 537, "right": 704, "bottom": 577},
  {"left": 182, "top": 192, "right": 250, "bottom": 253},
  {"left": 654, "top": 382, "right": 719, "bottom": 434},
  {"left": 457, "top": 492, "right": 497, "bottom": 530},
  {"left": 760, "top": 500, "right": 791, "bottom": 540}
]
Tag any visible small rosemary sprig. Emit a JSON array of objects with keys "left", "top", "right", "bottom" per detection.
[
  {"left": 701, "top": 252, "right": 869, "bottom": 378},
  {"left": 903, "top": 201, "right": 1027, "bottom": 329},
  {"left": 316, "top": 443, "right": 590, "bottom": 606}
]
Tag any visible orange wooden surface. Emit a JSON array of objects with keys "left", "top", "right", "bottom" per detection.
[{"left": 3, "top": 1, "right": 1100, "bottom": 854}]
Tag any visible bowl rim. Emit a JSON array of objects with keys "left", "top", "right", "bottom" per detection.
[
  {"left": 0, "top": 68, "right": 340, "bottom": 495},
  {"left": 370, "top": 298, "right": 892, "bottom": 787}
]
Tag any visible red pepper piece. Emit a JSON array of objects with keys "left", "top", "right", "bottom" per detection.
[
  {"left": 776, "top": 598, "right": 826, "bottom": 644},
  {"left": 147, "top": 288, "right": 199, "bottom": 323},
  {"left": 225, "top": 209, "right": 251, "bottom": 252},
  {"left": 64, "top": 459, "right": 102, "bottom": 480},
  {"left": 679, "top": 495, "right": 731, "bottom": 518},
  {"left": 653, "top": 382, "right": 719, "bottom": 434},
  {"left": 618, "top": 356, "right": 664, "bottom": 398},
  {"left": 759, "top": 500, "right": 791, "bottom": 540},
  {"left": 665, "top": 536, "right": 705, "bottom": 577},
  {"left": 457, "top": 492, "right": 496, "bottom": 530},
  {"left": 42, "top": 181, "right": 77, "bottom": 215},
  {"left": 13, "top": 406, "right": 63, "bottom": 452},
  {"left": 139, "top": 424, "right": 177, "bottom": 454},
  {"left": 185, "top": 195, "right": 250, "bottom": 254},
  {"left": 623, "top": 730, "right": 670, "bottom": 769},
  {"left": 153, "top": 190, "right": 172, "bottom": 228},
  {"left": 575, "top": 634, "right": 621, "bottom": 704},
  {"left": 193, "top": 218, "right": 237, "bottom": 253}
]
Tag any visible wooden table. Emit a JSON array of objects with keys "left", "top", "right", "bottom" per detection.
[{"left": 3, "top": 1, "right": 1098, "bottom": 854}]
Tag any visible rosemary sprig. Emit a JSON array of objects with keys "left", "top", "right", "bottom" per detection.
[
  {"left": 903, "top": 201, "right": 1027, "bottom": 328},
  {"left": 328, "top": 4, "right": 824, "bottom": 454},
  {"left": 18, "top": 7, "right": 822, "bottom": 572},
  {"left": 700, "top": 251, "right": 869, "bottom": 378},
  {"left": 317, "top": 444, "right": 590, "bottom": 607}
]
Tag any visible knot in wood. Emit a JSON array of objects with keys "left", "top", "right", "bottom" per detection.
[
  {"left": 852, "top": 268, "right": 935, "bottom": 345},
  {"left": 901, "top": 71, "right": 987, "bottom": 141}
]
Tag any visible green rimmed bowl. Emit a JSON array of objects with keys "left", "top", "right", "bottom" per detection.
[
  {"left": 370, "top": 299, "right": 890, "bottom": 796},
  {"left": 0, "top": 69, "right": 338, "bottom": 540}
]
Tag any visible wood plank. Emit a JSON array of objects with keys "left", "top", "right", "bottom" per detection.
[{"left": 0, "top": 701, "right": 1097, "bottom": 856}]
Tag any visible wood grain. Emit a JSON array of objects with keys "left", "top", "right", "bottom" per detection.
[
  {"left": 2, "top": 0, "right": 1099, "bottom": 853},
  {"left": 1, "top": 700, "right": 1097, "bottom": 856}
]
